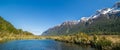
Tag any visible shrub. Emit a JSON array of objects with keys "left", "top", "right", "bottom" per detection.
[
  {"left": 112, "top": 43, "right": 120, "bottom": 50},
  {"left": 94, "top": 39, "right": 112, "bottom": 50}
]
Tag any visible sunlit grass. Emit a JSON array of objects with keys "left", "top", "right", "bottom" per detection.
[
  {"left": 45, "top": 33, "right": 120, "bottom": 50},
  {"left": 0, "top": 33, "right": 120, "bottom": 50}
]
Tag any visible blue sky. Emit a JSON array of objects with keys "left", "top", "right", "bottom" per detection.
[{"left": 0, "top": 0, "right": 118, "bottom": 35}]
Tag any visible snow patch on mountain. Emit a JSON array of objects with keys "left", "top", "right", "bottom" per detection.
[
  {"left": 98, "top": 8, "right": 113, "bottom": 14},
  {"left": 80, "top": 17, "right": 90, "bottom": 22}
]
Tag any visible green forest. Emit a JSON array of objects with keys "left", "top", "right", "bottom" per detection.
[{"left": 0, "top": 16, "right": 35, "bottom": 40}]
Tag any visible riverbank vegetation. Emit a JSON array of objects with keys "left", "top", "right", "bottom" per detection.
[
  {"left": 0, "top": 33, "right": 119, "bottom": 50},
  {"left": 0, "top": 34, "right": 49, "bottom": 41},
  {"left": 45, "top": 33, "right": 120, "bottom": 50}
]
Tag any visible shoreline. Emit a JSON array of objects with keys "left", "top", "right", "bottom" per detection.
[
  {"left": 0, "top": 34, "right": 120, "bottom": 50},
  {"left": 47, "top": 34, "right": 120, "bottom": 50}
]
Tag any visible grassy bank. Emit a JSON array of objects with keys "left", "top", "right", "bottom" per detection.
[
  {"left": 46, "top": 33, "right": 120, "bottom": 50},
  {"left": 0, "top": 33, "right": 119, "bottom": 50},
  {"left": 0, "top": 35, "right": 49, "bottom": 41}
]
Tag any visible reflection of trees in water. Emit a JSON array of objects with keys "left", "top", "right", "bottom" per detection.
[{"left": 0, "top": 40, "right": 12, "bottom": 44}]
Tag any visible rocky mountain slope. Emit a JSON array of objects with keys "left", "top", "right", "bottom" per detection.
[{"left": 42, "top": 2, "right": 120, "bottom": 35}]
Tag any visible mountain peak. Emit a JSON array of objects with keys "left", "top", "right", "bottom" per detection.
[
  {"left": 42, "top": 2, "right": 120, "bottom": 35},
  {"left": 80, "top": 17, "right": 90, "bottom": 22},
  {"left": 97, "top": 8, "right": 112, "bottom": 14},
  {"left": 113, "top": 2, "right": 120, "bottom": 9}
]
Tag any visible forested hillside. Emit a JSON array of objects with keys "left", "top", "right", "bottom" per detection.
[{"left": 0, "top": 16, "right": 33, "bottom": 37}]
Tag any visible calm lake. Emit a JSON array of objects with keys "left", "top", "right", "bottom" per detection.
[{"left": 0, "top": 40, "right": 97, "bottom": 50}]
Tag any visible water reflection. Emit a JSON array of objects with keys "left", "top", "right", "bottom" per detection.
[{"left": 0, "top": 40, "right": 96, "bottom": 50}]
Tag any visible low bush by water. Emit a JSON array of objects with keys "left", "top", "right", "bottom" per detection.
[{"left": 47, "top": 33, "right": 120, "bottom": 50}]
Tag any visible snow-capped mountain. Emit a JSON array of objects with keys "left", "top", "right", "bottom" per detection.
[
  {"left": 80, "top": 2, "right": 120, "bottom": 22},
  {"left": 42, "top": 2, "right": 120, "bottom": 35},
  {"left": 113, "top": 2, "right": 120, "bottom": 9},
  {"left": 80, "top": 17, "right": 90, "bottom": 22}
]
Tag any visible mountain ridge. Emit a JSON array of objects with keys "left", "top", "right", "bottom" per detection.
[{"left": 42, "top": 2, "right": 120, "bottom": 35}]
